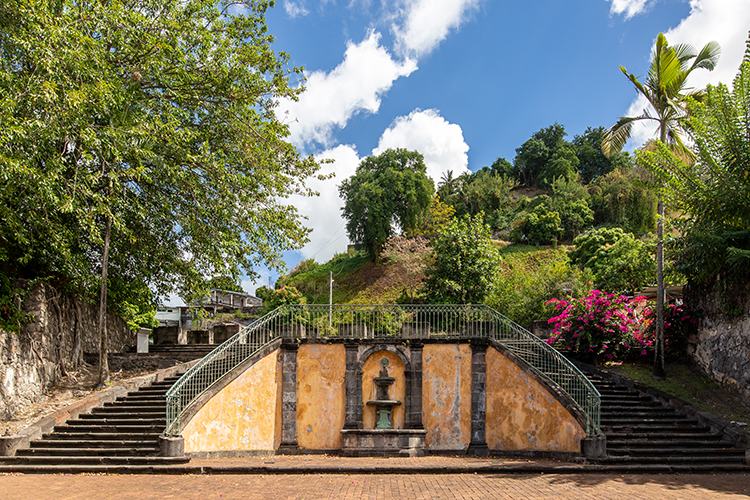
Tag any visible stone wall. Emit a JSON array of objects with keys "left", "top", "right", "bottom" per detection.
[
  {"left": 686, "top": 277, "right": 750, "bottom": 406},
  {"left": 0, "top": 282, "right": 133, "bottom": 419}
]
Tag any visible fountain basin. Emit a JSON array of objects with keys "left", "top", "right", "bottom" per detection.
[{"left": 340, "top": 428, "right": 427, "bottom": 457}]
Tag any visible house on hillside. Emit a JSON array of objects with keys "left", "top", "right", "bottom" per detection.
[{"left": 206, "top": 289, "right": 262, "bottom": 313}]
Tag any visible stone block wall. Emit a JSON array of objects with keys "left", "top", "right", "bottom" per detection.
[
  {"left": 0, "top": 282, "right": 133, "bottom": 419},
  {"left": 686, "top": 278, "right": 750, "bottom": 406}
]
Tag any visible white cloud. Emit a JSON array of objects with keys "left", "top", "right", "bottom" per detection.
[
  {"left": 283, "top": 1, "right": 309, "bottom": 18},
  {"left": 620, "top": 0, "right": 750, "bottom": 150},
  {"left": 609, "top": 0, "right": 652, "bottom": 19},
  {"left": 293, "top": 144, "right": 362, "bottom": 262},
  {"left": 373, "top": 109, "right": 470, "bottom": 182},
  {"left": 392, "top": 0, "right": 481, "bottom": 57},
  {"left": 288, "top": 110, "right": 470, "bottom": 263},
  {"left": 281, "top": 32, "right": 417, "bottom": 148}
]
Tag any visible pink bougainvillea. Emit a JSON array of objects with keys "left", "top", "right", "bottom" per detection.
[{"left": 545, "top": 290, "right": 645, "bottom": 361}]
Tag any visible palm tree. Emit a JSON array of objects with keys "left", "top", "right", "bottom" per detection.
[{"left": 602, "top": 32, "right": 721, "bottom": 379}]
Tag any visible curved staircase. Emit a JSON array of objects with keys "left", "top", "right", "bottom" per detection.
[{"left": 589, "top": 374, "right": 748, "bottom": 472}]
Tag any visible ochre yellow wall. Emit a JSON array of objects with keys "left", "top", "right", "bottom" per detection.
[
  {"left": 296, "top": 344, "right": 346, "bottom": 450},
  {"left": 361, "top": 350, "right": 405, "bottom": 429},
  {"left": 182, "top": 349, "right": 281, "bottom": 453},
  {"left": 422, "top": 344, "right": 471, "bottom": 450},
  {"left": 485, "top": 347, "right": 585, "bottom": 452}
]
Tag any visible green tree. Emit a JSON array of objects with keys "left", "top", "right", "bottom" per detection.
[
  {"left": 510, "top": 205, "right": 563, "bottom": 245},
  {"left": 423, "top": 214, "right": 501, "bottom": 304},
  {"left": 570, "top": 227, "right": 655, "bottom": 296},
  {"left": 588, "top": 167, "right": 657, "bottom": 237},
  {"left": 638, "top": 36, "right": 750, "bottom": 283},
  {"left": 490, "top": 157, "right": 514, "bottom": 178},
  {"left": 513, "top": 123, "right": 570, "bottom": 187},
  {"left": 339, "top": 148, "right": 433, "bottom": 262},
  {"left": 602, "top": 32, "right": 720, "bottom": 379},
  {"left": 0, "top": 0, "right": 321, "bottom": 384},
  {"left": 574, "top": 126, "right": 634, "bottom": 184}
]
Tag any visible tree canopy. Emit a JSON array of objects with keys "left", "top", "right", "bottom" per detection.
[
  {"left": 339, "top": 148, "right": 433, "bottom": 262},
  {"left": 0, "top": 0, "right": 321, "bottom": 381},
  {"left": 423, "top": 213, "right": 501, "bottom": 304}
]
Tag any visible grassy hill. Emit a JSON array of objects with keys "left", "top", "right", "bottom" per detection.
[{"left": 274, "top": 242, "right": 589, "bottom": 329}]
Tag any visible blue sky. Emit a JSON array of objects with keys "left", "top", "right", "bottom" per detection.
[{"left": 168, "top": 0, "right": 750, "bottom": 303}]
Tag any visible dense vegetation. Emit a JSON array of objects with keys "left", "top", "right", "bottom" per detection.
[{"left": 0, "top": 0, "right": 321, "bottom": 382}]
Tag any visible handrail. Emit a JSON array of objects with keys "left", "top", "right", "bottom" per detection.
[{"left": 165, "top": 304, "right": 600, "bottom": 436}]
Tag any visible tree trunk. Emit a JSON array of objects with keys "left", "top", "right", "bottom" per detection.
[
  {"left": 72, "top": 299, "right": 84, "bottom": 368},
  {"left": 653, "top": 193, "right": 666, "bottom": 380},
  {"left": 654, "top": 123, "right": 668, "bottom": 380},
  {"left": 98, "top": 215, "right": 111, "bottom": 386}
]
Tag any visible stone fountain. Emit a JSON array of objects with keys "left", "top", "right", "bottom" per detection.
[
  {"left": 366, "top": 359, "right": 402, "bottom": 429},
  {"left": 340, "top": 357, "right": 426, "bottom": 457}
]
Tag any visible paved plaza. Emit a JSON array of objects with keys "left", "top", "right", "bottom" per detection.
[
  {"left": 2, "top": 471, "right": 749, "bottom": 499},
  {"left": 2, "top": 455, "right": 749, "bottom": 499}
]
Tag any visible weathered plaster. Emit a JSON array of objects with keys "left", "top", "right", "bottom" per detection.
[
  {"left": 182, "top": 349, "right": 281, "bottom": 453},
  {"left": 361, "top": 350, "right": 405, "bottom": 430},
  {"left": 485, "top": 347, "right": 584, "bottom": 452},
  {"left": 296, "top": 344, "right": 346, "bottom": 450},
  {"left": 422, "top": 344, "right": 471, "bottom": 450}
]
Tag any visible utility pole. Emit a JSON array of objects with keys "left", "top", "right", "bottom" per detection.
[{"left": 329, "top": 271, "right": 333, "bottom": 328}]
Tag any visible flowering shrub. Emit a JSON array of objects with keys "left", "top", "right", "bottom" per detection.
[
  {"left": 638, "top": 302, "right": 699, "bottom": 359},
  {"left": 546, "top": 290, "right": 644, "bottom": 361}
]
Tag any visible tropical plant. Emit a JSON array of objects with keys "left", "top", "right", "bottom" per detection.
[
  {"left": 570, "top": 227, "right": 655, "bottom": 295},
  {"left": 602, "top": 32, "right": 720, "bottom": 379},
  {"left": 487, "top": 247, "right": 593, "bottom": 327},
  {"left": 638, "top": 302, "right": 699, "bottom": 361},
  {"left": 339, "top": 148, "right": 433, "bottom": 262},
  {"left": 546, "top": 290, "right": 644, "bottom": 362},
  {"left": 588, "top": 166, "right": 657, "bottom": 237},
  {"left": 510, "top": 205, "right": 563, "bottom": 245},
  {"left": 423, "top": 213, "right": 501, "bottom": 304},
  {"left": 638, "top": 37, "right": 750, "bottom": 283}
]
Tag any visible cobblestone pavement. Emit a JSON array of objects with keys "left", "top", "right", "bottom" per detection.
[{"left": 1, "top": 472, "right": 749, "bottom": 499}]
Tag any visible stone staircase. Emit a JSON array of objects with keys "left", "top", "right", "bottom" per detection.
[
  {"left": 590, "top": 375, "right": 748, "bottom": 472},
  {"left": 0, "top": 375, "right": 189, "bottom": 471}
]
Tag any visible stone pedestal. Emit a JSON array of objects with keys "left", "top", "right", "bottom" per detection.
[
  {"left": 159, "top": 434, "right": 185, "bottom": 457},
  {"left": 187, "top": 329, "right": 211, "bottom": 344},
  {"left": 0, "top": 435, "right": 28, "bottom": 457},
  {"left": 581, "top": 434, "right": 607, "bottom": 459},
  {"left": 340, "top": 429, "right": 427, "bottom": 457}
]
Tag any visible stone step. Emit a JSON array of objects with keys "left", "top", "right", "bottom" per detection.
[
  {"left": 53, "top": 424, "right": 166, "bottom": 434},
  {"left": 596, "top": 455, "right": 744, "bottom": 464},
  {"left": 17, "top": 447, "right": 160, "bottom": 457},
  {"left": 115, "top": 396, "right": 165, "bottom": 403},
  {"left": 0, "top": 456, "right": 189, "bottom": 466},
  {"left": 42, "top": 432, "right": 163, "bottom": 441},
  {"left": 87, "top": 409, "right": 165, "bottom": 417},
  {"left": 601, "top": 410, "right": 679, "bottom": 418},
  {"left": 30, "top": 439, "right": 158, "bottom": 449},
  {"left": 606, "top": 446, "right": 746, "bottom": 457},
  {"left": 65, "top": 417, "right": 166, "bottom": 426},
  {"left": 95, "top": 405, "right": 166, "bottom": 413},
  {"left": 601, "top": 417, "right": 695, "bottom": 425},
  {"left": 607, "top": 438, "right": 731, "bottom": 448}
]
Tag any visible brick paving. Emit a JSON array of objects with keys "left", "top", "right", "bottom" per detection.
[{"left": 1, "top": 471, "right": 749, "bottom": 499}]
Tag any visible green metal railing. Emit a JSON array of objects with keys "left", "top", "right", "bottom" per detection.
[{"left": 165, "top": 304, "right": 601, "bottom": 436}]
